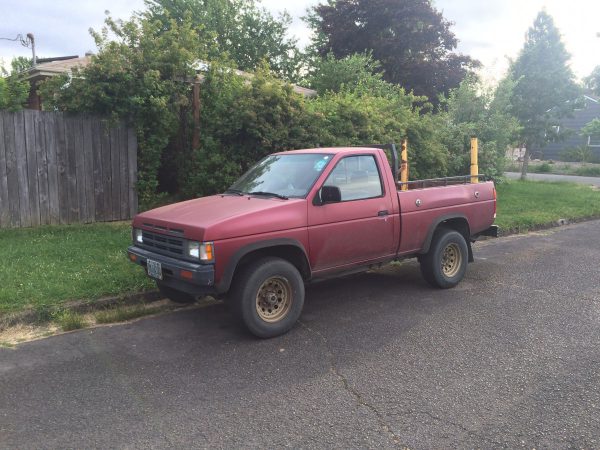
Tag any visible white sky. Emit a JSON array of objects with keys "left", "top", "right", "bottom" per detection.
[{"left": 1, "top": 0, "right": 598, "bottom": 83}]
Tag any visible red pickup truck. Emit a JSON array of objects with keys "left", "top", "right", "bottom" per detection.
[{"left": 128, "top": 146, "right": 497, "bottom": 337}]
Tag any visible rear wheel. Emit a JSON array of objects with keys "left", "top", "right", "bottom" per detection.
[
  {"left": 420, "top": 229, "right": 468, "bottom": 289},
  {"left": 229, "top": 257, "right": 304, "bottom": 338},
  {"left": 156, "top": 282, "right": 196, "bottom": 304}
]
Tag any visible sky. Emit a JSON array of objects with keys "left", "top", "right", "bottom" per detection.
[{"left": 1, "top": 0, "right": 599, "bottom": 83}]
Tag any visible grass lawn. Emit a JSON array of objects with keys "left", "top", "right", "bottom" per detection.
[
  {"left": 0, "top": 222, "right": 152, "bottom": 314},
  {"left": 1, "top": 180, "right": 599, "bottom": 315},
  {"left": 495, "top": 180, "right": 600, "bottom": 233}
]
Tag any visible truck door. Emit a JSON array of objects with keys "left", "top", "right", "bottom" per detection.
[{"left": 307, "top": 154, "right": 395, "bottom": 271}]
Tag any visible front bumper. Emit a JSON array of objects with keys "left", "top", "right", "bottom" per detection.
[{"left": 127, "top": 246, "right": 216, "bottom": 296}]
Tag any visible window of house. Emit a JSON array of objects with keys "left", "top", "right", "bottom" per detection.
[
  {"left": 323, "top": 155, "right": 384, "bottom": 201},
  {"left": 588, "top": 135, "right": 600, "bottom": 147}
]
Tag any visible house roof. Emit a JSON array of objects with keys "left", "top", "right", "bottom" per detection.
[
  {"left": 20, "top": 54, "right": 317, "bottom": 97},
  {"left": 22, "top": 55, "right": 91, "bottom": 80}
]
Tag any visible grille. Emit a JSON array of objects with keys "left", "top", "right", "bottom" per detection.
[
  {"left": 141, "top": 230, "right": 185, "bottom": 259},
  {"left": 143, "top": 222, "right": 184, "bottom": 235}
]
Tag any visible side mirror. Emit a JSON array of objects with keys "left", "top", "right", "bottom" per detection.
[{"left": 318, "top": 185, "right": 342, "bottom": 204}]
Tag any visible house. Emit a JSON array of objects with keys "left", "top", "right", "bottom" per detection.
[
  {"left": 529, "top": 94, "right": 600, "bottom": 160},
  {"left": 20, "top": 54, "right": 316, "bottom": 110},
  {"left": 21, "top": 55, "right": 92, "bottom": 110}
]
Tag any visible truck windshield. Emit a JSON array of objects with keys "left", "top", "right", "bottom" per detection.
[{"left": 228, "top": 153, "right": 333, "bottom": 199}]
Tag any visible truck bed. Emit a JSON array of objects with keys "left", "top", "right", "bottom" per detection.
[{"left": 395, "top": 180, "right": 496, "bottom": 255}]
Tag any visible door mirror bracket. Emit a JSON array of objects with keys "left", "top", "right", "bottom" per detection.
[{"left": 314, "top": 185, "right": 342, "bottom": 206}]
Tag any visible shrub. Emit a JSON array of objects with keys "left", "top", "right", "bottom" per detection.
[
  {"left": 575, "top": 166, "right": 600, "bottom": 177},
  {"left": 535, "top": 162, "right": 552, "bottom": 173},
  {"left": 560, "top": 146, "right": 593, "bottom": 163}
]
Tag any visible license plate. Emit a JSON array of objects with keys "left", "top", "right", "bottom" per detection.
[{"left": 147, "top": 259, "right": 162, "bottom": 280}]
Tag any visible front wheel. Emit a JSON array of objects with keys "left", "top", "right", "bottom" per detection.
[
  {"left": 229, "top": 257, "right": 305, "bottom": 338},
  {"left": 420, "top": 229, "right": 468, "bottom": 289}
]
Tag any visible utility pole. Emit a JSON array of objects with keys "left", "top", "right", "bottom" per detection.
[{"left": 27, "top": 33, "right": 36, "bottom": 67}]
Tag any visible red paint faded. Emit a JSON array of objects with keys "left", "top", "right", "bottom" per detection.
[
  {"left": 133, "top": 196, "right": 307, "bottom": 242},
  {"left": 131, "top": 147, "right": 496, "bottom": 291},
  {"left": 397, "top": 183, "right": 496, "bottom": 254}
]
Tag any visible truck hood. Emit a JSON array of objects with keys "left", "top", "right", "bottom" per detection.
[{"left": 132, "top": 195, "right": 307, "bottom": 241}]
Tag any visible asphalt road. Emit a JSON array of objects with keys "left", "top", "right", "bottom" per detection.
[
  {"left": 2, "top": 220, "right": 600, "bottom": 449},
  {"left": 505, "top": 171, "right": 600, "bottom": 186}
]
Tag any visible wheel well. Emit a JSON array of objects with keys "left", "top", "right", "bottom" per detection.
[
  {"left": 434, "top": 218, "right": 473, "bottom": 263},
  {"left": 421, "top": 216, "right": 472, "bottom": 255},
  {"left": 439, "top": 218, "right": 470, "bottom": 243},
  {"left": 235, "top": 245, "right": 311, "bottom": 281}
]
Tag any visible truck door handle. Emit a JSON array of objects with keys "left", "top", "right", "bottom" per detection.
[{"left": 377, "top": 210, "right": 389, "bottom": 217}]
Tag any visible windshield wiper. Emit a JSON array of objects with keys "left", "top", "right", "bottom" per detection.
[
  {"left": 248, "top": 191, "right": 289, "bottom": 200},
  {"left": 223, "top": 189, "right": 245, "bottom": 196}
]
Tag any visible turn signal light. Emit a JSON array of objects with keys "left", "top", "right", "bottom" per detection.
[
  {"left": 180, "top": 270, "right": 193, "bottom": 280},
  {"left": 202, "top": 243, "right": 213, "bottom": 261}
]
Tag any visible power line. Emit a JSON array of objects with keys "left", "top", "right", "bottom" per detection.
[{"left": 0, "top": 33, "right": 36, "bottom": 67}]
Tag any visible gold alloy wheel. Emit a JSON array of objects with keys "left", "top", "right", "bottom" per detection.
[
  {"left": 441, "top": 243, "right": 462, "bottom": 278},
  {"left": 255, "top": 276, "right": 292, "bottom": 323}
]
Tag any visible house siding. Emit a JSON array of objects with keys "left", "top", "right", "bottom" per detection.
[{"left": 530, "top": 96, "right": 600, "bottom": 160}]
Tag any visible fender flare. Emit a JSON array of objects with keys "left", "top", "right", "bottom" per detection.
[
  {"left": 419, "top": 214, "right": 471, "bottom": 255},
  {"left": 216, "top": 238, "right": 310, "bottom": 293}
]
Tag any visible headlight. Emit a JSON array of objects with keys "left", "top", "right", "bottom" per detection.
[
  {"left": 134, "top": 228, "right": 143, "bottom": 244},
  {"left": 188, "top": 241, "right": 214, "bottom": 262}
]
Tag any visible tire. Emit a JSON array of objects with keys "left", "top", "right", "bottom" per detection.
[
  {"left": 156, "top": 282, "right": 196, "bottom": 304},
  {"left": 229, "top": 257, "right": 305, "bottom": 338},
  {"left": 419, "top": 228, "right": 468, "bottom": 289}
]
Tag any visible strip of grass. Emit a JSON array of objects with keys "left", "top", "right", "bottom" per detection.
[
  {"left": 53, "top": 310, "right": 88, "bottom": 332},
  {"left": 0, "top": 222, "right": 153, "bottom": 314},
  {"left": 94, "top": 304, "right": 163, "bottom": 324},
  {"left": 495, "top": 180, "right": 600, "bottom": 233}
]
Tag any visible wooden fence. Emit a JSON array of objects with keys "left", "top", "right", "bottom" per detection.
[{"left": 0, "top": 110, "right": 137, "bottom": 228}]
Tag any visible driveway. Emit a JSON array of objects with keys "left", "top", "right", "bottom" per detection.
[
  {"left": 1, "top": 220, "right": 600, "bottom": 448},
  {"left": 505, "top": 171, "right": 600, "bottom": 186}
]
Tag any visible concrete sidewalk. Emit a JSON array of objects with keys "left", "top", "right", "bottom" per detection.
[{"left": 505, "top": 171, "right": 600, "bottom": 186}]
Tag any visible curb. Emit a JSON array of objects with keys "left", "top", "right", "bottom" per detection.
[{"left": 0, "top": 290, "right": 163, "bottom": 331}]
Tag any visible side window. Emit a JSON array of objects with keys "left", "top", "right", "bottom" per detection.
[{"left": 323, "top": 155, "right": 383, "bottom": 201}]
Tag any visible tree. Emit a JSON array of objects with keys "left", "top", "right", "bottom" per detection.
[
  {"left": 440, "top": 75, "right": 520, "bottom": 179},
  {"left": 0, "top": 59, "right": 30, "bottom": 111},
  {"left": 10, "top": 56, "right": 34, "bottom": 74},
  {"left": 306, "top": 0, "right": 479, "bottom": 102},
  {"left": 182, "top": 62, "right": 316, "bottom": 197},
  {"left": 509, "top": 10, "right": 580, "bottom": 179},
  {"left": 305, "top": 52, "right": 387, "bottom": 95},
  {"left": 585, "top": 66, "right": 600, "bottom": 96},
  {"left": 581, "top": 118, "right": 600, "bottom": 146},
  {"left": 145, "top": 0, "right": 302, "bottom": 81},
  {"left": 39, "top": 12, "right": 205, "bottom": 208}
]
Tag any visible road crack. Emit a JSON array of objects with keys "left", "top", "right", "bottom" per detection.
[
  {"left": 395, "top": 409, "right": 504, "bottom": 447},
  {"left": 299, "top": 321, "right": 404, "bottom": 447}
]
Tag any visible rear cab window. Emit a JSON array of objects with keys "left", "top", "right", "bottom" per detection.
[{"left": 323, "top": 155, "right": 384, "bottom": 201}]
